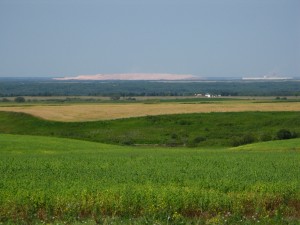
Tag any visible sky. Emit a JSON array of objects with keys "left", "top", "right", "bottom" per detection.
[{"left": 0, "top": 0, "right": 299, "bottom": 78}]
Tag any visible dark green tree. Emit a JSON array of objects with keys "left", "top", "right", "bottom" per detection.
[{"left": 276, "top": 129, "right": 292, "bottom": 140}]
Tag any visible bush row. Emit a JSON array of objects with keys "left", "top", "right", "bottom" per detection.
[{"left": 231, "top": 129, "right": 298, "bottom": 147}]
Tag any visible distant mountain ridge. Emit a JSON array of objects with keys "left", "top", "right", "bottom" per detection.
[{"left": 53, "top": 73, "right": 199, "bottom": 81}]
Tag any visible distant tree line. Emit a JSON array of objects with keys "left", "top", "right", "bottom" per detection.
[{"left": 0, "top": 79, "right": 300, "bottom": 97}]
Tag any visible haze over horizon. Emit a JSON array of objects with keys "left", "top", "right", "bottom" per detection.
[{"left": 0, "top": 0, "right": 299, "bottom": 78}]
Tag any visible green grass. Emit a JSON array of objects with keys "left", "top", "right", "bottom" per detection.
[
  {"left": 0, "top": 134, "right": 299, "bottom": 224},
  {"left": 234, "top": 138, "right": 300, "bottom": 151},
  {"left": 0, "top": 111, "right": 299, "bottom": 147}
]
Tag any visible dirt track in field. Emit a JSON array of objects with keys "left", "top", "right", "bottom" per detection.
[{"left": 0, "top": 102, "right": 300, "bottom": 121}]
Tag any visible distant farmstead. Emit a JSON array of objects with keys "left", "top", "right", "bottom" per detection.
[{"left": 195, "top": 93, "right": 221, "bottom": 98}]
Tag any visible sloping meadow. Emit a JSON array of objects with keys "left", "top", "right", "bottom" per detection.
[
  {"left": 0, "top": 111, "right": 299, "bottom": 147},
  {"left": 0, "top": 134, "right": 299, "bottom": 224}
]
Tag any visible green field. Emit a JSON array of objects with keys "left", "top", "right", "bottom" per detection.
[
  {"left": 1, "top": 109, "right": 300, "bottom": 224},
  {"left": 0, "top": 134, "right": 299, "bottom": 224},
  {"left": 0, "top": 111, "right": 299, "bottom": 147}
]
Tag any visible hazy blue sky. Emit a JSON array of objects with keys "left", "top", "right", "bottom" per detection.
[{"left": 0, "top": 0, "right": 299, "bottom": 77}]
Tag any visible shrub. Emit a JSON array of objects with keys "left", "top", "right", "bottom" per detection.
[
  {"left": 193, "top": 136, "right": 206, "bottom": 144},
  {"left": 1, "top": 98, "right": 10, "bottom": 102},
  {"left": 166, "top": 133, "right": 184, "bottom": 147},
  {"left": 176, "top": 120, "right": 192, "bottom": 125},
  {"left": 187, "top": 136, "right": 207, "bottom": 147},
  {"left": 14, "top": 96, "right": 25, "bottom": 103},
  {"left": 121, "top": 139, "right": 134, "bottom": 145},
  {"left": 171, "top": 133, "right": 178, "bottom": 139},
  {"left": 260, "top": 133, "right": 272, "bottom": 142},
  {"left": 110, "top": 95, "right": 120, "bottom": 100},
  {"left": 276, "top": 129, "right": 297, "bottom": 140},
  {"left": 120, "top": 138, "right": 134, "bottom": 145},
  {"left": 231, "top": 134, "right": 256, "bottom": 147},
  {"left": 166, "top": 138, "right": 183, "bottom": 147}
]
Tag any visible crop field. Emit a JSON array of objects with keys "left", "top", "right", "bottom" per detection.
[
  {"left": 0, "top": 100, "right": 300, "bottom": 121},
  {"left": 0, "top": 134, "right": 299, "bottom": 224}
]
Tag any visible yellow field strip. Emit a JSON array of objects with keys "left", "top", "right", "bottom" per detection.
[{"left": 0, "top": 102, "right": 300, "bottom": 121}]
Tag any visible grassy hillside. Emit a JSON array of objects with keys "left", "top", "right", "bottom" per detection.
[
  {"left": 234, "top": 138, "right": 300, "bottom": 151},
  {"left": 0, "top": 134, "right": 299, "bottom": 224},
  {"left": 0, "top": 111, "right": 299, "bottom": 147}
]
